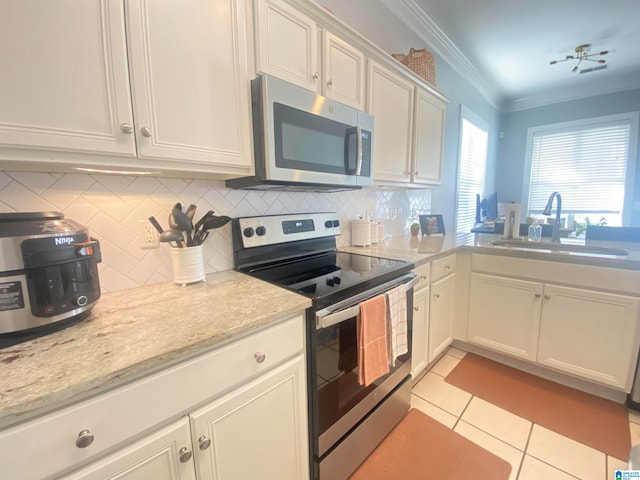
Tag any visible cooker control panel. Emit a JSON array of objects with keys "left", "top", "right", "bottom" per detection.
[{"left": 237, "top": 213, "right": 340, "bottom": 248}]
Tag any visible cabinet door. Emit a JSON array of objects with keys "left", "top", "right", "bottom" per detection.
[
  {"left": 0, "top": 0, "right": 135, "bottom": 157},
  {"left": 411, "top": 287, "right": 430, "bottom": 378},
  {"left": 190, "top": 355, "right": 309, "bottom": 480},
  {"left": 537, "top": 285, "right": 640, "bottom": 390},
  {"left": 429, "top": 274, "right": 456, "bottom": 362},
  {"left": 62, "top": 419, "right": 196, "bottom": 480},
  {"left": 468, "top": 273, "right": 543, "bottom": 361},
  {"left": 368, "top": 61, "right": 414, "bottom": 184},
  {"left": 412, "top": 87, "right": 446, "bottom": 185},
  {"left": 322, "top": 31, "right": 366, "bottom": 109},
  {"left": 126, "top": 0, "right": 252, "bottom": 170},
  {"left": 255, "top": 0, "right": 318, "bottom": 91}
]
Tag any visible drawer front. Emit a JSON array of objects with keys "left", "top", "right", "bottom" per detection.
[
  {"left": 412, "top": 263, "right": 431, "bottom": 291},
  {"left": 431, "top": 254, "right": 456, "bottom": 282},
  {"left": 0, "top": 314, "right": 304, "bottom": 480}
]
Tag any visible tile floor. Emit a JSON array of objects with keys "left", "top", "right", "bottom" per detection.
[{"left": 411, "top": 347, "right": 640, "bottom": 480}]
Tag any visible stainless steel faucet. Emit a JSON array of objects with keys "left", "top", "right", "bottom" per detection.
[{"left": 542, "top": 191, "right": 562, "bottom": 243}]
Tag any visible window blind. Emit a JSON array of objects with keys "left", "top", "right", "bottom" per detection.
[
  {"left": 529, "top": 121, "right": 631, "bottom": 216},
  {"left": 457, "top": 117, "right": 488, "bottom": 232}
]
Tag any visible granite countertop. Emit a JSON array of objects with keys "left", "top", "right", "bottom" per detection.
[
  {"left": 0, "top": 271, "right": 310, "bottom": 429},
  {"left": 340, "top": 232, "right": 640, "bottom": 270}
]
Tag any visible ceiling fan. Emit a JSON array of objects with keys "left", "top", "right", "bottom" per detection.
[{"left": 549, "top": 44, "right": 610, "bottom": 72}]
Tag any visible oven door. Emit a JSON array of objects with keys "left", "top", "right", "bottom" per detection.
[{"left": 311, "top": 274, "right": 418, "bottom": 459}]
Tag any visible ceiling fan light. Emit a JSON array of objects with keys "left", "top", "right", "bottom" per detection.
[{"left": 550, "top": 60, "right": 557, "bottom": 65}]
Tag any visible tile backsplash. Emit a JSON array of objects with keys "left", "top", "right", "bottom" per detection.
[{"left": 0, "top": 171, "right": 430, "bottom": 293}]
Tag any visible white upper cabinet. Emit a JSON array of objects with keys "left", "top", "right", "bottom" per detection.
[
  {"left": 322, "top": 31, "right": 366, "bottom": 109},
  {"left": 254, "top": 0, "right": 366, "bottom": 109},
  {"left": 255, "top": 0, "right": 319, "bottom": 90},
  {"left": 0, "top": 0, "right": 135, "bottom": 157},
  {"left": 0, "top": 0, "right": 253, "bottom": 177},
  {"left": 412, "top": 87, "right": 446, "bottom": 185},
  {"left": 126, "top": 0, "right": 252, "bottom": 170},
  {"left": 367, "top": 60, "right": 414, "bottom": 183}
]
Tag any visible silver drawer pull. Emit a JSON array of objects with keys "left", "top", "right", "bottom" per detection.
[
  {"left": 179, "top": 447, "right": 193, "bottom": 463},
  {"left": 75, "top": 429, "right": 94, "bottom": 448},
  {"left": 198, "top": 435, "right": 211, "bottom": 450},
  {"left": 255, "top": 352, "right": 266, "bottom": 364}
]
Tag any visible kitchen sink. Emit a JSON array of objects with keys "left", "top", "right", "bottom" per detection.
[{"left": 489, "top": 239, "right": 629, "bottom": 256}]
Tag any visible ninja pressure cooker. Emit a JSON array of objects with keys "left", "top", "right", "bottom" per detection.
[{"left": 0, "top": 212, "right": 102, "bottom": 345}]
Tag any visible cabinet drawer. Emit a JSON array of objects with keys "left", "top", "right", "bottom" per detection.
[
  {"left": 0, "top": 315, "right": 304, "bottom": 480},
  {"left": 412, "top": 263, "right": 431, "bottom": 291},
  {"left": 431, "top": 254, "right": 456, "bottom": 282}
]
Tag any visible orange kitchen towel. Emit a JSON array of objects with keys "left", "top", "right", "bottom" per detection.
[
  {"left": 357, "top": 294, "right": 390, "bottom": 386},
  {"left": 386, "top": 284, "right": 408, "bottom": 366}
]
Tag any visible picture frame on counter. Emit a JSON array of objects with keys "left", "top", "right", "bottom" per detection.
[{"left": 419, "top": 214, "right": 445, "bottom": 236}]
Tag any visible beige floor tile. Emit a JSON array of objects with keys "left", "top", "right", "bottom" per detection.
[
  {"left": 629, "top": 409, "right": 640, "bottom": 425},
  {"left": 461, "top": 396, "right": 531, "bottom": 450},
  {"left": 410, "top": 393, "right": 457, "bottom": 429},
  {"left": 454, "top": 421, "right": 523, "bottom": 480},
  {"left": 630, "top": 421, "right": 640, "bottom": 446},
  {"left": 430, "top": 353, "right": 461, "bottom": 377},
  {"left": 411, "top": 371, "right": 472, "bottom": 417},
  {"left": 608, "top": 456, "right": 629, "bottom": 480},
  {"left": 518, "top": 455, "right": 578, "bottom": 480},
  {"left": 527, "top": 425, "right": 605, "bottom": 480},
  {"left": 446, "top": 346, "right": 467, "bottom": 359}
]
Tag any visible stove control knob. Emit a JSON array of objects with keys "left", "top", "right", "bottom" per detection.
[
  {"left": 256, "top": 226, "right": 266, "bottom": 236},
  {"left": 325, "top": 220, "right": 333, "bottom": 228},
  {"left": 73, "top": 295, "right": 89, "bottom": 307},
  {"left": 326, "top": 278, "right": 335, "bottom": 287},
  {"left": 333, "top": 220, "right": 340, "bottom": 227},
  {"left": 333, "top": 276, "right": 341, "bottom": 285},
  {"left": 243, "top": 227, "right": 255, "bottom": 238}
]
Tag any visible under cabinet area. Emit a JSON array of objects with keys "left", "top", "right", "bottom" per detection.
[
  {"left": 0, "top": 0, "right": 253, "bottom": 177},
  {"left": 467, "top": 254, "right": 640, "bottom": 391},
  {"left": 0, "top": 315, "right": 308, "bottom": 480}
]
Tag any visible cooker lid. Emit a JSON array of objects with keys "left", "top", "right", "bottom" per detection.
[{"left": 0, "top": 212, "right": 85, "bottom": 238}]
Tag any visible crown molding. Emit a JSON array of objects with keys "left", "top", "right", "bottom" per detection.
[{"left": 388, "top": 0, "right": 503, "bottom": 109}]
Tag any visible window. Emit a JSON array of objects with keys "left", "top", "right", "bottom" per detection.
[
  {"left": 456, "top": 106, "right": 489, "bottom": 233},
  {"left": 523, "top": 113, "right": 638, "bottom": 226}
]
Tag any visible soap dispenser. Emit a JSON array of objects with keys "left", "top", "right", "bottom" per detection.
[{"left": 528, "top": 219, "right": 542, "bottom": 242}]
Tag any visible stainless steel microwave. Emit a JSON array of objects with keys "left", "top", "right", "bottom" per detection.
[{"left": 226, "top": 74, "right": 373, "bottom": 191}]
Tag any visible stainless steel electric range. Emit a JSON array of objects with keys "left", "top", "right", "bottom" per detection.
[{"left": 232, "top": 213, "right": 417, "bottom": 480}]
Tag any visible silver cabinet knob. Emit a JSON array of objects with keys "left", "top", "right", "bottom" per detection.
[
  {"left": 120, "top": 123, "right": 134, "bottom": 134},
  {"left": 444, "top": 265, "right": 451, "bottom": 270},
  {"left": 413, "top": 171, "right": 420, "bottom": 176},
  {"left": 140, "top": 126, "right": 152, "bottom": 138},
  {"left": 179, "top": 447, "right": 193, "bottom": 463},
  {"left": 255, "top": 352, "right": 266, "bottom": 364},
  {"left": 534, "top": 293, "right": 542, "bottom": 298},
  {"left": 434, "top": 293, "right": 440, "bottom": 299},
  {"left": 420, "top": 275, "right": 428, "bottom": 280},
  {"left": 414, "top": 306, "right": 419, "bottom": 312},
  {"left": 312, "top": 72, "right": 319, "bottom": 80},
  {"left": 544, "top": 294, "right": 551, "bottom": 300},
  {"left": 75, "top": 429, "right": 95, "bottom": 448},
  {"left": 327, "top": 78, "right": 333, "bottom": 87},
  {"left": 198, "top": 435, "right": 211, "bottom": 450}
]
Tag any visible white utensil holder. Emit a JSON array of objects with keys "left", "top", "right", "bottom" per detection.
[{"left": 170, "top": 245, "right": 205, "bottom": 285}]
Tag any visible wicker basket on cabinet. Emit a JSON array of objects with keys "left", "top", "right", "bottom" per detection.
[{"left": 392, "top": 48, "right": 436, "bottom": 86}]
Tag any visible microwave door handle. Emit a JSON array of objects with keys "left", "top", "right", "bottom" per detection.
[
  {"left": 355, "top": 125, "right": 363, "bottom": 176},
  {"left": 344, "top": 126, "right": 357, "bottom": 175}
]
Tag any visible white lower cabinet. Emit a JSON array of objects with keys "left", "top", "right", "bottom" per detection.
[
  {"left": 0, "top": 315, "right": 308, "bottom": 480},
  {"left": 537, "top": 285, "right": 640, "bottom": 389},
  {"left": 411, "top": 286, "right": 430, "bottom": 378},
  {"left": 62, "top": 419, "right": 196, "bottom": 480},
  {"left": 468, "top": 273, "right": 542, "bottom": 361},
  {"left": 191, "top": 355, "right": 308, "bottom": 480},
  {"left": 467, "top": 267, "right": 640, "bottom": 390},
  {"left": 428, "top": 274, "right": 455, "bottom": 362}
]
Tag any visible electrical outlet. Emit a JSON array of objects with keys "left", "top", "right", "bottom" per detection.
[{"left": 138, "top": 220, "right": 159, "bottom": 250}]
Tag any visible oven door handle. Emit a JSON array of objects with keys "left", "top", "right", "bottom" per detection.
[{"left": 315, "top": 274, "right": 419, "bottom": 329}]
